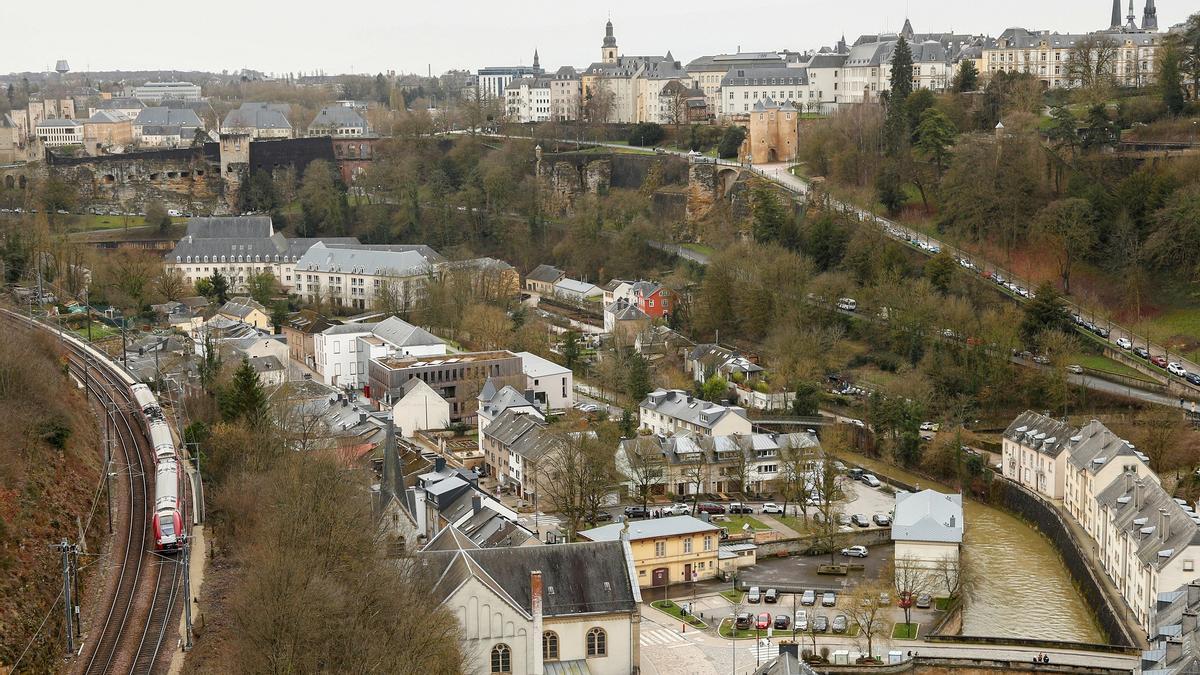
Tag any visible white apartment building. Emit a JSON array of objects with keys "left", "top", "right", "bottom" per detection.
[
  {"left": 549, "top": 66, "right": 582, "bottom": 121},
  {"left": 984, "top": 27, "right": 1162, "bottom": 89},
  {"left": 313, "top": 323, "right": 376, "bottom": 388},
  {"left": 514, "top": 351, "right": 573, "bottom": 415},
  {"left": 892, "top": 490, "right": 964, "bottom": 595},
  {"left": 687, "top": 51, "right": 786, "bottom": 118},
  {"left": 132, "top": 81, "right": 203, "bottom": 102},
  {"left": 1001, "top": 411, "right": 1076, "bottom": 500},
  {"left": 35, "top": 119, "right": 83, "bottom": 146},
  {"left": 719, "top": 67, "right": 824, "bottom": 117},
  {"left": 477, "top": 57, "right": 543, "bottom": 100},
  {"left": 1063, "top": 419, "right": 1154, "bottom": 541},
  {"left": 292, "top": 242, "right": 435, "bottom": 311},
  {"left": 639, "top": 389, "right": 751, "bottom": 438},
  {"left": 505, "top": 76, "right": 553, "bottom": 123}
]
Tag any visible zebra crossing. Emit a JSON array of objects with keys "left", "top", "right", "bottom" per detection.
[
  {"left": 747, "top": 638, "right": 780, "bottom": 662},
  {"left": 640, "top": 627, "right": 692, "bottom": 647}
]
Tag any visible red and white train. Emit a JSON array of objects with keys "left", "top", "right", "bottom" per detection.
[{"left": 132, "top": 383, "right": 183, "bottom": 552}]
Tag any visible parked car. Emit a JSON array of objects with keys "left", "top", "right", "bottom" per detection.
[
  {"left": 755, "top": 612, "right": 772, "bottom": 629},
  {"left": 747, "top": 586, "right": 761, "bottom": 603},
  {"left": 1153, "top": 355, "right": 1169, "bottom": 368},
  {"left": 795, "top": 610, "right": 809, "bottom": 631},
  {"left": 1116, "top": 337, "right": 1133, "bottom": 350},
  {"left": 848, "top": 468, "right": 865, "bottom": 481},
  {"left": 919, "top": 421, "right": 940, "bottom": 432},
  {"left": 1169, "top": 362, "right": 1188, "bottom": 377},
  {"left": 735, "top": 612, "right": 753, "bottom": 630},
  {"left": 851, "top": 514, "right": 871, "bottom": 528},
  {"left": 841, "top": 545, "right": 869, "bottom": 558},
  {"left": 1032, "top": 354, "right": 1050, "bottom": 365},
  {"left": 879, "top": 592, "right": 891, "bottom": 606},
  {"left": 821, "top": 592, "right": 837, "bottom": 607},
  {"left": 832, "top": 614, "right": 848, "bottom": 633},
  {"left": 836, "top": 297, "right": 858, "bottom": 312},
  {"left": 800, "top": 590, "right": 816, "bottom": 606},
  {"left": 1066, "top": 364, "right": 1084, "bottom": 374},
  {"left": 915, "top": 593, "right": 933, "bottom": 609},
  {"left": 590, "top": 511, "right": 614, "bottom": 522},
  {"left": 697, "top": 502, "right": 726, "bottom": 514},
  {"left": 623, "top": 506, "right": 650, "bottom": 519},
  {"left": 832, "top": 460, "right": 848, "bottom": 472},
  {"left": 837, "top": 514, "right": 852, "bottom": 527},
  {"left": 764, "top": 588, "right": 779, "bottom": 603},
  {"left": 761, "top": 502, "right": 784, "bottom": 514},
  {"left": 872, "top": 514, "right": 892, "bottom": 526},
  {"left": 728, "top": 502, "right": 754, "bottom": 514},
  {"left": 861, "top": 474, "right": 882, "bottom": 488},
  {"left": 1187, "top": 372, "right": 1200, "bottom": 386},
  {"left": 665, "top": 503, "right": 691, "bottom": 516},
  {"left": 774, "top": 614, "right": 791, "bottom": 629},
  {"left": 1094, "top": 326, "right": 1110, "bottom": 339},
  {"left": 813, "top": 615, "right": 829, "bottom": 632},
  {"left": 1134, "top": 346, "right": 1151, "bottom": 359}
]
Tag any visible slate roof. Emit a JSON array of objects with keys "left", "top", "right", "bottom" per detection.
[
  {"left": 580, "top": 515, "right": 720, "bottom": 542},
  {"left": 372, "top": 316, "right": 443, "bottom": 349},
  {"left": 285, "top": 310, "right": 331, "bottom": 335},
  {"left": 994, "top": 26, "right": 1160, "bottom": 50},
  {"left": 1003, "top": 410, "right": 1076, "bottom": 459},
  {"left": 479, "top": 385, "right": 539, "bottom": 419},
  {"left": 219, "top": 297, "right": 267, "bottom": 319},
  {"left": 326, "top": 243, "right": 445, "bottom": 262},
  {"left": 1142, "top": 583, "right": 1200, "bottom": 675},
  {"left": 309, "top": 105, "right": 368, "bottom": 131},
  {"left": 37, "top": 118, "right": 81, "bottom": 128},
  {"left": 294, "top": 242, "right": 433, "bottom": 277},
  {"left": 640, "top": 388, "right": 748, "bottom": 430},
  {"left": 87, "top": 110, "right": 126, "bottom": 124},
  {"left": 554, "top": 278, "right": 600, "bottom": 296},
  {"left": 1097, "top": 472, "right": 1200, "bottom": 569},
  {"left": 720, "top": 67, "right": 810, "bottom": 87},
  {"left": 806, "top": 53, "right": 849, "bottom": 69},
  {"left": 322, "top": 322, "right": 379, "bottom": 335},
  {"left": 222, "top": 102, "right": 292, "bottom": 131},
  {"left": 247, "top": 355, "right": 284, "bottom": 373},
  {"left": 686, "top": 52, "right": 785, "bottom": 72},
  {"left": 892, "top": 489, "right": 964, "bottom": 544},
  {"left": 93, "top": 97, "right": 145, "bottom": 111},
  {"left": 419, "top": 539, "right": 638, "bottom": 617},
  {"left": 527, "top": 264, "right": 565, "bottom": 284},
  {"left": 606, "top": 300, "right": 650, "bottom": 322},
  {"left": 134, "top": 106, "right": 203, "bottom": 128},
  {"left": 1066, "top": 419, "right": 1149, "bottom": 474}
]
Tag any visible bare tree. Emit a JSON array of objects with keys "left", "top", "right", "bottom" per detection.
[
  {"left": 584, "top": 81, "right": 616, "bottom": 126},
  {"left": 810, "top": 442, "right": 848, "bottom": 563},
  {"left": 539, "top": 431, "right": 616, "bottom": 540},
  {"left": 891, "top": 555, "right": 935, "bottom": 629},
  {"left": 1065, "top": 35, "right": 1119, "bottom": 102},
  {"left": 846, "top": 579, "right": 892, "bottom": 661},
  {"left": 154, "top": 267, "right": 189, "bottom": 302},
  {"left": 619, "top": 436, "right": 666, "bottom": 512},
  {"left": 931, "top": 552, "right": 975, "bottom": 605},
  {"left": 678, "top": 444, "right": 712, "bottom": 514}
]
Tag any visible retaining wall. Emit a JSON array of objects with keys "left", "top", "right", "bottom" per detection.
[{"left": 816, "top": 656, "right": 1130, "bottom": 675}]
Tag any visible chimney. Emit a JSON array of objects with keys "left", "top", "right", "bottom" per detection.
[
  {"left": 779, "top": 641, "right": 800, "bottom": 659},
  {"left": 472, "top": 494, "right": 482, "bottom": 514},
  {"left": 359, "top": 412, "right": 367, "bottom": 424},
  {"left": 1166, "top": 638, "right": 1183, "bottom": 664},
  {"left": 1135, "top": 479, "right": 1144, "bottom": 510},
  {"left": 1184, "top": 610, "right": 1198, "bottom": 636},
  {"left": 1124, "top": 469, "right": 1134, "bottom": 492},
  {"left": 1161, "top": 507, "right": 1171, "bottom": 540},
  {"left": 530, "top": 570, "right": 545, "bottom": 675},
  {"left": 435, "top": 456, "right": 446, "bottom": 473}
]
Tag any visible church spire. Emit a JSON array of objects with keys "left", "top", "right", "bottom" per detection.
[
  {"left": 1142, "top": 0, "right": 1158, "bottom": 30},
  {"left": 533, "top": 49, "right": 540, "bottom": 70},
  {"left": 1126, "top": 0, "right": 1138, "bottom": 29},
  {"left": 1111, "top": 0, "right": 1122, "bottom": 28}
]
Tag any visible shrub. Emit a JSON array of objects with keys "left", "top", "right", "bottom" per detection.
[
  {"left": 718, "top": 125, "right": 747, "bottom": 158},
  {"left": 628, "top": 122, "right": 665, "bottom": 147}
]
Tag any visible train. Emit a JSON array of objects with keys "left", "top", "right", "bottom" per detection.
[{"left": 132, "top": 383, "right": 183, "bottom": 552}]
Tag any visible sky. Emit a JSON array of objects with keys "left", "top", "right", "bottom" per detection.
[{"left": 1, "top": 0, "right": 1190, "bottom": 76}]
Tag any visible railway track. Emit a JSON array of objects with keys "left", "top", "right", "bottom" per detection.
[{"left": 2, "top": 310, "right": 185, "bottom": 674}]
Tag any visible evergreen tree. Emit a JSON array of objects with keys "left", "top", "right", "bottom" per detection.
[
  {"left": 209, "top": 271, "right": 229, "bottom": 304},
  {"left": 884, "top": 37, "right": 914, "bottom": 157},
  {"left": 198, "top": 332, "right": 223, "bottom": 395},
  {"left": 953, "top": 59, "right": 979, "bottom": 92},
  {"left": 625, "top": 352, "right": 652, "bottom": 404},
  {"left": 1159, "top": 39, "right": 1186, "bottom": 115},
  {"left": 220, "top": 358, "right": 269, "bottom": 427},
  {"left": 619, "top": 408, "right": 636, "bottom": 438},
  {"left": 718, "top": 125, "right": 747, "bottom": 159},
  {"left": 914, "top": 108, "right": 957, "bottom": 175},
  {"left": 750, "top": 185, "right": 789, "bottom": 243},
  {"left": 889, "top": 37, "right": 915, "bottom": 102},
  {"left": 561, "top": 331, "right": 581, "bottom": 371},
  {"left": 270, "top": 301, "right": 289, "bottom": 335},
  {"left": 1020, "top": 282, "right": 1071, "bottom": 345}
]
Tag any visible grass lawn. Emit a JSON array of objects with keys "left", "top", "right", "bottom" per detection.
[
  {"left": 1070, "top": 353, "right": 1153, "bottom": 381},
  {"left": 720, "top": 589, "right": 744, "bottom": 604},
  {"left": 72, "top": 325, "right": 120, "bottom": 340},
  {"left": 776, "top": 515, "right": 811, "bottom": 534},
  {"left": 61, "top": 214, "right": 187, "bottom": 232},
  {"left": 892, "top": 623, "right": 920, "bottom": 639},
  {"left": 718, "top": 619, "right": 778, "bottom": 639},
  {"left": 934, "top": 597, "right": 953, "bottom": 611},
  {"left": 717, "top": 515, "right": 771, "bottom": 531},
  {"left": 650, "top": 600, "right": 708, "bottom": 628},
  {"left": 1139, "top": 309, "right": 1200, "bottom": 362},
  {"left": 681, "top": 242, "right": 715, "bottom": 257}
]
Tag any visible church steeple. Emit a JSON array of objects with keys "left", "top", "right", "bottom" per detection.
[
  {"left": 533, "top": 49, "right": 540, "bottom": 70},
  {"left": 1126, "top": 0, "right": 1138, "bottom": 29},
  {"left": 900, "top": 17, "right": 915, "bottom": 40},
  {"left": 1142, "top": 0, "right": 1158, "bottom": 30},
  {"left": 1111, "top": 0, "right": 1122, "bottom": 28},
  {"left": 602, "top": 19, "right": 618, "bottom": 63}
]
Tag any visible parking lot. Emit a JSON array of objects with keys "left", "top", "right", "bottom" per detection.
[{"left": 738, "top": 543, "right": 895, "bottom": 594}]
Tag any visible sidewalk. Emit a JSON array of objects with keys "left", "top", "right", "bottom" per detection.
[{"left": 756, "top": 513, "right": 802, "bottom": 538}]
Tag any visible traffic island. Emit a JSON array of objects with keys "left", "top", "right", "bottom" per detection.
[
  {"left": 892, "top": 622, "right": 920, "bottom": 639},
  {"left": 650, "top": 600, "right": 708, "bottom": 629}
]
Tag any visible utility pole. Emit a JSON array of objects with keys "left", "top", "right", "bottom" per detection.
[
  {"left": 71, "top": 543, "right": 81, "bottom": 639},
  {"left": 181, "top": 534, "right": 193, "bottom": 651},
  {"left": 105, "top": 400, "right": 113, "bottom": 534},
  {"left": 55, "top": 539, "right": 75, "bottom": 655}
]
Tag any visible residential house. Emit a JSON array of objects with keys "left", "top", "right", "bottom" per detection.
[
  {"left": 247, "top": 354, "right": 286, "bottom": 387},
  {"left": 282, "top": 310, "right": 331, "bottom": 371},
  {"left": 293, "top": 242, "right": 439, "bottom": 311},
  {"left": 82, "top": 111, "right": 133, "bottom": 154},
  {"left": 639, "top": 389, "right": 751, "bottom": 438},
  {"left": 579, "top": 515, "right": 721, "bottom": 589},
  {"left": 1142, "top": 582, "right": 1200, "bottom": 674},
  {"left": 222, "top": 333, "right": 289, "bottom": 365},
  {"left": 1095, "top": 470, "right": 1200, "bottom": 632},
  {"left": 1064, "top": 419, "right": 1155, "bottom": 542},
  {"left": 605, "top": 300, "right": 652, "bottom": 342},
  {"left": 368, "top": 350, "right": 525, "bottom": 421},
  {"left": 417, "top": 536, "right": 641, "bottom": 675},
  {"left": 408, "top": 462, "right": 536, "bottom": 547},
  {"left": 481, "top": 408, "right": 549, "bottom": 494},
  {"left": 220, "top": 102, "right": 293, "bottom": 139},
  {"left": 132, "top": 106, "right": 204, "bottom": 145},
  {"left": 634, "top": 325, "right": 695, "bottom": 364},
  {"left": 314, "top": 322, "right": 378, "bottom": 388},
  {"left": 525, "top": 264, "right": 565, "bottom": 294},
  {"left": 549, "top": 66, "right": 582, "bottom": 121},
  {"left": 553, "top": 278, "right": 601, "bottom": 304},
  {"left": 1001, "top": 410, "right": 1076, "bottom": 500},
  {"left": 505, "top": 76, "right": 553, "bottom": 123},
  {"left": 217, "top": 297, "right": 272, "bottom": 331},
  {"left": 477, "top": 379, "right": 543, "bottom": 454},
  {"left": 892, "top": 489, "right": 964, "bottom": 595},
  {"left": 307, "top": 105, "right": 370, "bottom": 137},
  {"left": 391, "top": 378, "right": 450, "bottom": 435},
  {"left": 515, "top": 351, "right": 573, "bottom": 415}
]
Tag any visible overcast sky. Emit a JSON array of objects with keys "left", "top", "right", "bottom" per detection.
[{"left": 2, "top": 0, "right": 1189, "bottom": 76}]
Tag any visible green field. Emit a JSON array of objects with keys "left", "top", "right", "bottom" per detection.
[
  {"left": 775, "top": 515, "right": 811, "bottom": 534},
  {"left": 892, "top": 622, "right": 920, "bottom": 639},
  {"left": 1139, "top": 309, "right": 1200, "bottom": 363},
  {"left": 720, "top": 589, "right": 744, "bottom": 604},
  {"left": 61, "top": 214, "right": 187, "bottom": 232},
  {"left": 1070, "top": 353, "right": 1154, "bottom": 381},
  {"left": 718, "top": 515, "right": 770, "bottom": 531},
  {"left": 681, "top": 242, "right": 715, "bottom": 257}
]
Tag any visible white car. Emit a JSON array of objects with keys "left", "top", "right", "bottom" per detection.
[
  {"left": 861, "top": 474, "right": 882, "bottom": 488},
  {"left": 1169, "top": 362, "right": 1188, "bottom": 377},
  {"left": 836, "top": 297, "right": 857, "bottom": 312},
  {"left": 665, "top": 503, "right": 691, "bottom": 516},
  {"left": 761, "top": 503, "right": 784, "bottom": 514},
  {"left": 919, "top": 422, "right": 940, "bottom": 432},
  {"left": 1066, "top": 364, "right": 1084, "bottom": 374},
  {"left": 1115, "top": 337, "right": 1133, "bottom": 350},
  {"left": 840, "top": 545, "right": 869, "bottom": 558}
]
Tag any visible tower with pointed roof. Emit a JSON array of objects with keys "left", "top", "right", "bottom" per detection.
[
  {"left": 602, "top": 20, "right": 618, "bottom": 63},
  {"left": 900, "top": 18, "right": 915, "bottom": 40},
  {"left": 533, "top": 49, "right": 540, "bottom": 70},
  {"left": 1142, "top": 0, "right": 1158, "bottom": 30},
  {"left": 1125, "top": 0, "right": 1138, "bottom": 30},
  {"left": 1111, "top": 0, "right": 1122, "bottom": 29}
]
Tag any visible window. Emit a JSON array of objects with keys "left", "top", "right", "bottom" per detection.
[
  {"left": 1187, "top": 561, "right": 1195, "bottom": 572},
  {"left": 586, "top": 628, "right": 607, "bottom": 657},
  {"left": 543, "top": 631, "right": 559, "bottom": 660},
  {"left": 655, "top": 540, "right": 665, "bottom": 557},
  {"left": 490, "top": 644, "right": 511, "bottom": 673},
  {"left": 704, "top": 535, "right": 713, "bottom": 551},
  {"left": 684, "top": 537, "right": 693, "bottom": 553}
]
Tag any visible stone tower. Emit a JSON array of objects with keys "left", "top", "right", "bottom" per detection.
[
  {"left": 1111, "top": 0, "right": 1122, "bottom": 29},
  {"left": 1126, "top": 0, "right": 1138, "bottom": 30},
  {"left": 533, "top": 49, "right": 540, "bottom": 70},
  {"left": 602, "top": 20, "right": 618, "bottom": 63},
  {"left": 1142, "top": 0, "right": 1158, "bottom": 30}
]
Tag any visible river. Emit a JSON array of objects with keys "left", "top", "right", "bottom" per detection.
[{"left": 840, "top": 451, "right": 1103, "bottom": 643}]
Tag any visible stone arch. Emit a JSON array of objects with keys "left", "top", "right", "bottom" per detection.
[
  {"left": 103, "top": 174, "right": 115, "bottom": 184},
  {"left": 717, "top": 167, "right": 738, "bottom": 196},
  {"left": 18, "top": 175, "right": 27, "bottom": 189}
]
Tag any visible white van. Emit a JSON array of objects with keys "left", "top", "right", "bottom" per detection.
[{"left": 837, "top": 298, "right": 857, "bottom": 312}]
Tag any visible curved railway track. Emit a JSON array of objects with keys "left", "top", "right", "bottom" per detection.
[{"left": 2, "top": 310, "right": 185, "bottom": 674}]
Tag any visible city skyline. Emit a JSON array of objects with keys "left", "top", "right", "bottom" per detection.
[{"left": 2, "top": 0, "right": 1186, "bottom": 77}]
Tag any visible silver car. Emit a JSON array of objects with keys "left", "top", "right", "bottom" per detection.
[{"left": 800, "top": 590, "right": 816, "bottom": 606}]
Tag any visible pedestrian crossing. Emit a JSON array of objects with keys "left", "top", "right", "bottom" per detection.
[
  {"left": 640, "top": 627, "right": 691, "bottom": 647},
  {"left": 748, "top": 638, "right": 780, "bottom": 662}
]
